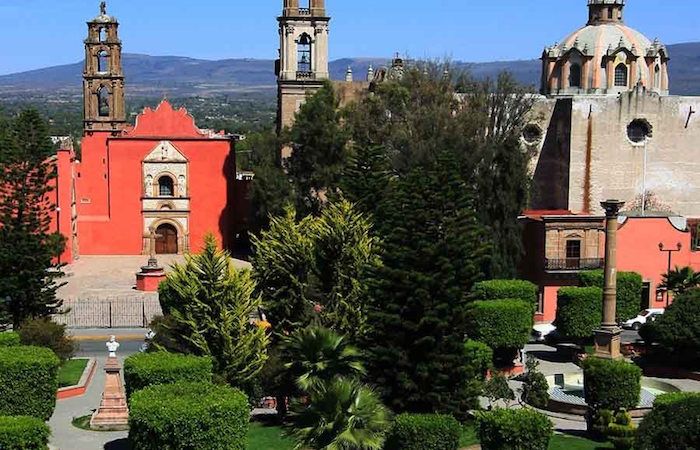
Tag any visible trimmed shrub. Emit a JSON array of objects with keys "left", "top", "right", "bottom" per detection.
[
  {"left": 582, "top": 357, "right": 641, "bottom": 412},
  {"left": 0, "top": 331, "right": 20, "bottom": 347},
  {"left": 471, "top": 280, "right": 538, "bottom": 305},
  {"left": 0, "top": 346, "right": 59, "bottom": 420},
  {"left": 555, "top": 287, "right": 602, "bottom": 340},
  {"left": 466, "top": 300, "right": 533, "bottom": 350},
  {"left": 385, "top": 413, "right": 461, "bottom": 450},
  {"left": 523, "top": 371, "right": 549, "bottom": 409},
  {"left": 464, "top": 340, "right": 493, "bottom": 379},
  {"left": 635, "top": 392, "right": 700, "bottom": 450},
  {"left": 476, "top": 408, "right": 553, "bottom": 450},
  {"left": 129, "top": 381, "right": 249, "bottom": 450},
  {"left": 0, "top": 416, "right": 51, "bottom": 450},
  {"left": 18, "top": 318, "right": 76, "bottom": 362},
  {"left": 579, "top": 270, "right": 643, "bottom": 322},
  {"left": 123, "top": 352, "right": 213, "bottom": 399},
  {"left": 605, "top": 410, "right": 635, "bottom": 450},
  {"left": 649, "top": 289, "right": 700, "bottom": 365}
]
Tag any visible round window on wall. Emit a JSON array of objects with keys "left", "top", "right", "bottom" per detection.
[
  {"left": 627, "top": 119, "right": 652, "bottom": 144},
  {"left": 522, "top": 124, "right": 543, "bottom": 145}
]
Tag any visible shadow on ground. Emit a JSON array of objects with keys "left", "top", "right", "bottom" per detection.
[
  {"left": 104, "top": 438, "right": 130, "bottom": 450},
  {"left": 527, "top": 350, "right": 574, "bottom": 364}
]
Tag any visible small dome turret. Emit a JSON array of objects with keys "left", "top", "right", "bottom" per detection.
[{"left": 541, "top": 0, "right": 669, "bottom": 96}]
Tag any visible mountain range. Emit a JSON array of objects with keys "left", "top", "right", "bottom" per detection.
[{"left": 1, "top": 42, "right": 699, "bottom": 98}]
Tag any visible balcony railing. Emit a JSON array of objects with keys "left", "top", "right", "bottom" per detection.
[
  {"left": 298, "top": 8, "right": 311, "bottom": 15},
  {"left": 545, "top": 258, "right": 604, "bottom": 271},
  {"left": 296, "top": 71, "right": 315, "bottom": 80}
]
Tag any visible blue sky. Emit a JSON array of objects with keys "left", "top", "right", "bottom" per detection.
[{"left": 0, "top": 0, "right": 697, "bottom": 75}]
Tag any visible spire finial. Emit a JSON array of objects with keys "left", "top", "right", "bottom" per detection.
[{"left": 100, "top": 1, "right": 107, "bottom": 15}]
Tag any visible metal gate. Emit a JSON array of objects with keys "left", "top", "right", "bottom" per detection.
[{"left": 53, "top": 296, "right": 163, "bottom": 328}]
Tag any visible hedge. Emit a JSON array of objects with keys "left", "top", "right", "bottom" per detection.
[
  {"left": 635, "top": 392, "right": 700, "bottom": 450},
  {"left": 476, "top": 408, "right": 553, "bottom": 450},
  {"left": 466, "top": 300, "right": 533, "bottom": 350},
  {"left": 555, "top": 287, "right": 602, "bottom": 340},
  {"left": 0, "top": 331, "right": 20, "bottom": 347},
  {"left": 124, "top": 352, "right": 213, "bottom": 399},
  {"left": 0, "top": 346, "right": 59, "bottom": 420},
  {"left": 579, "top": 270, "right": 642, "bottom": 322},
  {"left": 464, "top": 340, "right": 493, "bottom": 379},
  {"left": 384, "top": 413, "right": 461, "bottom": 450},
  {"left": 582, "top": 357, "right": 641, "bottom": 412},
  {"left": 0, "top": 416, "right": 51, "bottom": 450},
  {"left": 129, "top": 381, "right": 249, "bottom": 450},
  {"left": 470, "top": 280, "right": 538, "bottom": 306}
]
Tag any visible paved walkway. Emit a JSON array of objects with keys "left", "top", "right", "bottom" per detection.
[{"left": 49, "top": 355, "right": 129, "bottom": 450}]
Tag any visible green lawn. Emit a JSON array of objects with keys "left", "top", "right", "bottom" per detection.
[
  {"left": 58, "top": 358, "right": 89, "bottom": 388},
  {"left": 246, "top": 423, "right": 612, "bottom": 450},
  {"left": 248, "top": 422, "right": 294, "bottom": 450}
]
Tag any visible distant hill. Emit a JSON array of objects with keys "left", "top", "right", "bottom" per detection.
[{"left": 1, "top": 42, "right": 699, "bottom": 98}]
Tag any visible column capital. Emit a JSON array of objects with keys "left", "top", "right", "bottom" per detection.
[{"left": 600, "top": 199, "right": 625, "bottom": 218}]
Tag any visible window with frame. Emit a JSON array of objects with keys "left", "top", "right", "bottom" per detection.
[
  {"left": 615, "top": 63, "right": 628, "bottom": 87},
  {"left": 98, "top": 50, "right": 109, "bottom": 73},
  {"left": 569, "top": 63, "right": 582, "bottom": 88},
  {"left": 97, "top": 86, "right": 110, "bottom": 117},
  {"left": 158, "top": 176, "right": 174, "bottom": 197},
  {"left": 691, "top": 221, "right": 700, "bottom": 251},
  {"left": 566, "top": 240, "right": 582, "bottom": 259}
]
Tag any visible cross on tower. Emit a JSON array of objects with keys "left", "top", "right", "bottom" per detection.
[{"left": 100, "top": 1, "right": 107, "bottom": 16}]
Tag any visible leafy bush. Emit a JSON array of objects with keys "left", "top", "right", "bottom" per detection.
[
  {"left": 523, "top": 371, "right": 549, "bottom": 409},
  {"left": 466, "top": 300, "right": 533, "bottom": 350},
  {"left": 464, "top": 340, "right": 493, "bottom": 379},
  {"left": 635, "top": 392, "right": 700, "bottom": 450},
  {"left": 605, "top": 410, "right": 635, "bottom": 450},
  {"left": 18, "top": 317, "right": 75, "bottom": 362},
  {"left": 470, "top": 280, "right": 538, "bottom": 306},
  {"left": 579, "top": 270, "right": 642, "bottom": 322},
  {"left": 0, "top": 346, "right": 59, "bottom": 420},
  {"left": 290, "top": 378, "right": 391, "bottom": 450},
  {"left": 555, "top": 287, "right": 602, "bottom": 340},
  {"left": 0, "top": 331, "right": 20, "bottom": 347},
  {"left": 648, "top": 289, "right": 700, "bottom": 365},
  {"left": 123, "top": 352, "right": 213, "bottom": 399},
  {"left": 484, "top": 374, "right": 515, "bottom": 408},
  {"left": 476, "top": 408, "right": 553, "bottom": 450},
  {"left": 384, "top": 413, "right": 461, "bottom": 450},
  {"left": 129, "top": 381, "right": 249, "bottom": 450},
  {"left": 0, "top": 416, "right": 51, "bottom": 450},
  {"left": 582, "top": 357, "right": 641, "bottom": 412}
]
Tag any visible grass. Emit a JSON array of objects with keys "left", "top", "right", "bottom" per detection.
[
  {"left": 58, "top": 358, "right": 89, "bottom": 388},
  {"left": 460, "top": 421, "right": 479, "bottom": 447},
  {"left": 461, "top": 423, "right": 612, "bottom": 450},
  {"left": 248, "top": 422, "right": 295, "bottom": 450}
]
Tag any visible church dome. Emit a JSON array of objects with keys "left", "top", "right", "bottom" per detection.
[{"left": 540, "top": 0, "right": 669, "bottom": 96}]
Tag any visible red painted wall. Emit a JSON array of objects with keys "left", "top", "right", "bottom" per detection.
[{"left": 55, "top": 101, "right": 237, "bottom": 260}]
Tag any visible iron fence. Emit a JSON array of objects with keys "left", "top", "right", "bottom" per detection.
[
  {"left": 545, "top": 258, "right": 605, "bottom": 271},
  {"left": 53, "top": 296, "right": 163, "bottom": 328}
]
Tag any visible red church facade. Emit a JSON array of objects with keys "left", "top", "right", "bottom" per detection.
[{"left": 52, "top": 5, "right": 243, "bottom": 263}]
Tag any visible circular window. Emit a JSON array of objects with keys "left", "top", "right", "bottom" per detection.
[
  {"left": 522, "top": 124, "right": 543, "bottom": 145},
  {"left": 627, "top": 119, "right": 652, "bottom": 144}
]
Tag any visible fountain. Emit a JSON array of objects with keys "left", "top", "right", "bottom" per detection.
[{"left": 543, "top": 373, "right": 679, "bottom": 417}]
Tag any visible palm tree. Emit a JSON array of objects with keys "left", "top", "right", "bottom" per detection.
[
  {"left": 284, "top": 326, "right": 366, "bottom": 392},
  {"left": 659, "top": 266, "right": 700, "bottom": 295},
  {"left": 289, "top": 378, "right": 392, "bottom": 450}
]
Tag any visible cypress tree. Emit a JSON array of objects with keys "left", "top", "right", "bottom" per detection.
[
  {"left": 0, "top": 109, "right": 65, "bottom": 329},
  {"left": 364, "top": 151, "right": 491, "bottom": 420},
  {"left": 338, "top": 145, "right": 392, "bottom": 217}
]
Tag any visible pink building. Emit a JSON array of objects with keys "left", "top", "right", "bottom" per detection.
[{"left": 520, "top": 211, "right": 700, "bottom": 323}]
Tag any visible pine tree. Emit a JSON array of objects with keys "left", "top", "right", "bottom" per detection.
[
  {"left": 364, "top": 151, "right": 491, "bottom": 420},
  {"left": 0, "top": 109, "right": 65, "bottom": 329},
  {"left": 338, "top": 145, "right": 393, "bottom": 217},
  {"left": 286, "top": 81, "right": 349, "bottom": 216},
  {"left": 157, "top": 235, "right": 269, "bottom": 391}
]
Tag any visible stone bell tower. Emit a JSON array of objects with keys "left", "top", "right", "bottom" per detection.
[
  {"left": 83, "top": 2, "right": 126, "bottom": 134},
  {"left": 276, "top": 0, "right": 330, "bottom": 138}
]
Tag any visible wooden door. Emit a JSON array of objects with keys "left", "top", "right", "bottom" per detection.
[{"left": 155, "top": 224, "right": 178, "bottom": 254}]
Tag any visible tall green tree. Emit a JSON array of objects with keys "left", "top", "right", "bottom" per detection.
[
  {"left": 0, "top": 109, "right": 65, "bottom": 329},
  {"left": 157, "top": 235, "right": 269, "bottom": 391},
  {"left": 285, "top": 81, "right": 349, "bottom": 216},
  {"left": 364, "top": 151, "right": 491, "bottom": 420},
  {"left": 344, "top": 66, "right": 533, "bottom": 277},
  {"left": 659, "top": 266, "right": 700, "bottom": 295},
  {"left": 338, "top": 144, "right": 393, "bottom": 217}
]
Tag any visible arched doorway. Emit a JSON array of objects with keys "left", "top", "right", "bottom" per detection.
[{"left": 155, "top": 223, "right": 178, "bottom": 254}]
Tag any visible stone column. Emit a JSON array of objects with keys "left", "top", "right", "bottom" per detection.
[
  {"left": 594, "top": 199, "right": 625, "bottom": 360},
  {"left": 91, "top": 338, "right": 129, "bottom": 430}
]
